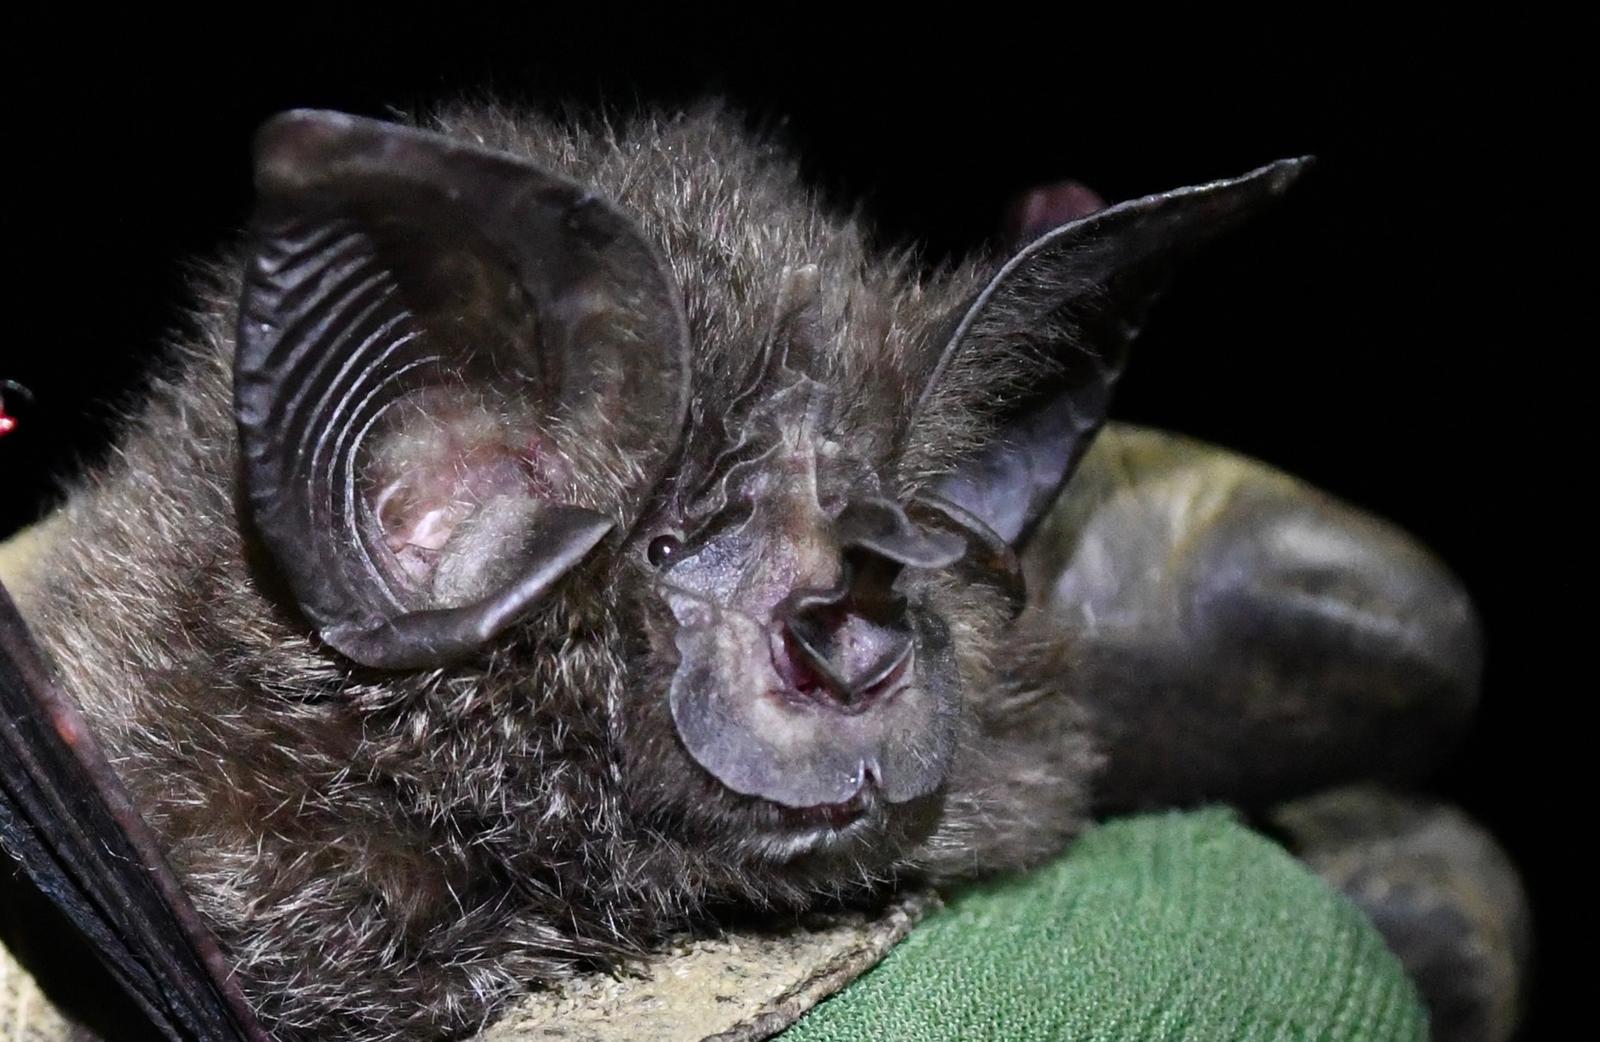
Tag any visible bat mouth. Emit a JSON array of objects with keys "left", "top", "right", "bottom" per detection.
[{"left": 773, "top": 788, "right": 874, "bottom": 830}]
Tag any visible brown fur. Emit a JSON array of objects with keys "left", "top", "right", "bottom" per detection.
[{"left": 24, "top": 103, "right": 1097, "bottom": 1041}]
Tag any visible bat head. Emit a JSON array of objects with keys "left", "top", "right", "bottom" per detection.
[{"left": 235, "top": 109, "right": 1306, "bottom": 872}]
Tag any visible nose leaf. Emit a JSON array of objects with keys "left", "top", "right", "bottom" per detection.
[
  {"left": 782, "top": 604, "right": 914, "bottom": 706},
  {"left": 664, "top": 492, "right": 968, "bottom": 809},
  {"left": 777, "top": 568, "right": 913, "bottom": 706},
  {"left": 774, "top": 496, "right": 964, "bottom": 705},
  {"left": 780, "top": 591, "right": 854, "bottom": 700}
]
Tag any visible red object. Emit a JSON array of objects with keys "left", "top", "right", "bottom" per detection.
[{"left": 0, "top": 412, "right": 15, "bottom": 437}]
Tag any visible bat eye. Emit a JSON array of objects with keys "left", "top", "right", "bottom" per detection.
[{"left": 647, "top": 534, "right": 683, "bottom": 568}]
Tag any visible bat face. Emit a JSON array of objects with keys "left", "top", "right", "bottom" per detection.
[
  {"left": 1, "top": 103, "right": 1313, "bottom": 1041},
  {"left": 614, "top": 295, "right": 1002, "bottom": 861},
  {"left": 232, "top": 109, "right": 1303, "bottom": 879}
]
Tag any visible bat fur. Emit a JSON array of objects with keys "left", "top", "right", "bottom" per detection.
[{"left": 17, "top": 102, "right": 1102, "bottom": 1041}]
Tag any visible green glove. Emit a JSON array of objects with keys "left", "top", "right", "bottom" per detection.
[{"left": 780, "top": 810, "right": 1425, "bottom": 1042}]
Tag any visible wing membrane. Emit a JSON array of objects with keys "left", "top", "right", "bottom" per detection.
[
  {"left": 1021, "top": 425, "right": 1481, "bottom": 811},
  {"left": 0, "top": 581, "right": 267, "bottom": 1042}
]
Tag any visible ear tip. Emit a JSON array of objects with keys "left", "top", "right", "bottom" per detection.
[
  {"left": 252, "top": 109, "right": 359, "bottom": 192},
  {"left": 253, "top": 109, "right": 447, "bottom": 198},
  {"left": 1254, "top": 155, "right": 1317, "bottom": 195}
]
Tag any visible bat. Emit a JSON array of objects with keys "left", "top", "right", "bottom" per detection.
[{"left": 0, "top": 102, "right": 1492, "bottom": 1042}]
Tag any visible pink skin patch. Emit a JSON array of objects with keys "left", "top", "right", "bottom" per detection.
[
  {"left": 364, "top": 389, "right": 566, "bottom": 588},
  {"left": 1004, "top": 180, "right": 1107, "bottom": 243}
]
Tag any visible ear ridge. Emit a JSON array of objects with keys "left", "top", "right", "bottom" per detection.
[
  {"left": 920, "top": 157, "right": 1311, "bottom": 546},
  {"left": 237, "top": 110, "right": 690, "bottom": 669}
]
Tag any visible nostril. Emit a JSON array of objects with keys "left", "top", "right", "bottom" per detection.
[
  {"left": 773, "top": 608, "right": 914, "bottom": 710},
  {"left": 776, "top": 628, "right": 826, "bottom": 696},
  {"left": 778, "top": 615, "right": 854, "bottom": 703}
]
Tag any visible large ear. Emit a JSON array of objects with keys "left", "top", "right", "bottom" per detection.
[
  {"left": 920, "top": 157, "right": 1310, "bottom": 546},
  {"left": 237, "top": 111, "right": 691, "bottom": 668}
]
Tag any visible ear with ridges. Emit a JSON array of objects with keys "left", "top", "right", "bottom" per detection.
[
  {"left": 919, "top": 157, "right": 1310, "bottom": 547},
  {"left": 236, "top": 110, "right": 691, "bottom": 669}
]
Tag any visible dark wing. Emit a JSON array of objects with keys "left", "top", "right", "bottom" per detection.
[
  {"left": 0, "top": 580, "right": 268, "bottom": 1042},
  {"left": 1019, "top": 425, "right": 1482, "bottom": 812}
]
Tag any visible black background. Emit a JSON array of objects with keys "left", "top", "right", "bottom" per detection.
[{"left": 0, "top": 13, "right": 1577, "bottom": 1038}]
